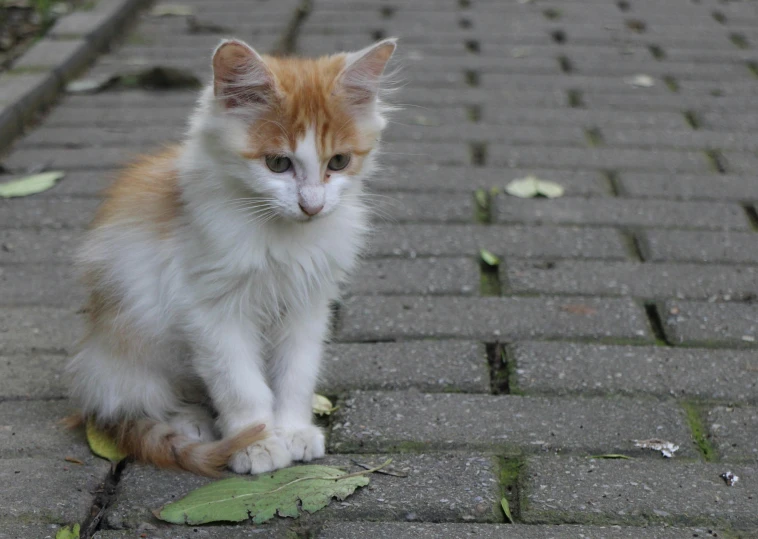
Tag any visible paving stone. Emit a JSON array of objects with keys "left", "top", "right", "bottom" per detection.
[
  {"left": 662, "top": 300, "right": 758, "bottom": 347},
  {"left": 494, "top": 197, "right": 749, "bottom": 230},
  {"left": 367, "top": 225, "right": 629, "bottom": 260},
  {"left": 505, "top": 260, "right": 758, "bottom": 301},
  {"left": 371, "top": 192, "right": 474, "bottom": 223},
  {"left": 0, "top": 354, "right": 68, "bottom": 400},
  {"left": 0, "top": 264, "right": 82, "bottom": 307},
  {"left": 0, "top": 458, "right": 109, "bottom": 524},
  {"left": 483, "top": 108, "right": 689, "bottom": 130},
  {"left": 17, "top": 125, "right": 179, "bottom": 148},
  {"left": 0, "top": 229, "right": 80, "bottom": 264},
  {"left": 322, "top": 341, "right": 488, "bottom": 394},
  {"left": 330, "top": 391, "right": 694, "bottom": 457},
  {"left": 641, "top": 230, "right": 758, "bottom": 264},
  {"left": 44, "top": 105, "right": 192, "bottom": 127},
  {"left": 12, "top": 38, "right": 90, "bottom": 80},
  {"left": 338, "top": 296, "right": 652, "bottom": 342},
  {"left": 708, "top": 406, "right": 758, "bottom": 463},
  {"left": 3, "top": 147, "right": 142, "bottom": 172},
  {"left": 317, "top": 522, "right": 723, "bottom": 539},
  {"left": 0, "top": 307, "right": 81, "bottom": 355},
  {"left": 93, "top": 528, "right": 284, "bottom": 538},
  {"left": 0, "top": 523, "right": 67, "bottom": 539},
  {"left": 522, "top": 456, "right": 758, "bottom": 528},
  {"left": 384, "top": 122, "right": 587, "bottom": 146},
  {"left": 512, "top": 341, "right": 758, "bottom": 402},
  {"left": 0, "top": 197, "right": 98, "bottom": 229},
  {"left": 618, "top": 172, "right": 758, "bottom": 202},
  {"left": 348, "top": 257, "right": 477, "bottom": 295},
  {"left": 105, "top": 453, "right": 502, "bottom": 529},
  {"left": 601, "top": 128, "right": 758, "bottom": 152}
]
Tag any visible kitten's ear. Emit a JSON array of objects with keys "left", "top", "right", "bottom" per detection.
[
  {"left": 212, "top": 39, "right": 275, "bottom": 109},
  {"left": 338, "top": 38, "right": 397, "bottom": 106}
]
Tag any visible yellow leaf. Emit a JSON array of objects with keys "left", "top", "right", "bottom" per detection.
[
  {"left": 312, "top": 394, "right": 337, "bottom": 416},
  {"left": 86, "top": 419, "right": 126, "bottom": 463},
  {"left": 0, "top": 171, "right": 64, "bottom": 198}
]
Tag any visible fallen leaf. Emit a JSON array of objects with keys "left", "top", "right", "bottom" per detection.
[
  {"left": 66, "top": 74, "right": 119, "bottom": 94},
  {"left": 480, "top": 249, "right": 500, "bottom": 267},
  {"left": 155, "top": 462, "right": 386, "bottom": 524},
  {"left": 474, "top": 188, "right": 488, "bottom": 210},
  {"left": 589, "top": 454, "right": 634, "bottom": 460},
  {"left": 560, "top": 304, "right": 597, "bottom": 316},
  {"left": 505, "top": 175, "right": 564, "bottom": 199},
  {"left": 633, "top": 438, "right": 679, "bottom": 458},
  {"left": 55, "top": 524, "right": 80, "bottom": 539},
  {"left": 125, "top": 66, "right": 201, "bottom": 90},
  {"left": 64, "top": 456, "right": 84, "bottom": 465},
  {"left": 150, "top": 3, "right": 194, "bottom": 16},
  {"left": 720, "top": 471, "right": 739, "bottom": 486},
  {"left": 312, "top": 394, "right": 337, "bottom": 416},
  {"left": 624, "top": 74, "right": 654, "bottom": 88},
  {"left": 86, "top": 419, "right": 126, "bottom": 463},
  {"left": 501, "top": 497, "right": 513, "bottom": 523},
  {"left": 187, "top": 16, "right": 230, "bottom": 34},
  {"left": 0, "top": 171, "right": 64, "bottom": 198}
]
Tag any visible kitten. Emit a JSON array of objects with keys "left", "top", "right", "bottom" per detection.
[{"left": 66, "top": 38, "right": 396, "bottom": 476}]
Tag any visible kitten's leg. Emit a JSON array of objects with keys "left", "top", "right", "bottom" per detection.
[
  {"left": 168, "top": 405, "right": 217, "bottom": 442},
  {"left": 270, "top": 296, "right": 330, "bottom": 462},
  {"left": 188, "top": 314, "right": 291, "bottom": 474}
]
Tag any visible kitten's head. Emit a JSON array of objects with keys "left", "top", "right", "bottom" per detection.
[{"left": 195, "top": 38, "right": 396, "bottom": 222}]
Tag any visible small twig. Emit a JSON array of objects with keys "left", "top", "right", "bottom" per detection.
[{"left": 351, "top": 459, "right": 408, "bottom": 477}]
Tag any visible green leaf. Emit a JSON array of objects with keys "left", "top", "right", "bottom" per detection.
[
  {"left": 55, "top": 523, "right": 80, "bottom": 539},
  {"left": 86, "top": 419, "right": 126, "bottom": 463},
  {"left": 535, "top": 179, "right": 564, "bottom": 198},
  {"left": 501, "top": 497, "right": 513, "bottom": 523},
  {"left": 0, "top": 171, "right": 64, "bottom": 198},
  {"left": 312, "top": 394, "right": 337, "bottom": 416},
  {"left": 479, "top": 249, "right": 500, "bottom": 267},
  {"left": 505, "top": 175, "right": 564, "bottom": 199},
  {"left": 474, "top": 188, "right": 488, "bottom": 209},
  {"left": 588, "top": 454, "right": 634, "bottom": 460},
  {"left": 155, "top": 464, "right": 374, "bottom": 525}
]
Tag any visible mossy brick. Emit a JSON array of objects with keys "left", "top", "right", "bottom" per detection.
[
  {"left": 0, "top": 354, "right": 68, "bottom": 400},
  {"left": 522, "top": 456, "right": 758, "bottom": 528},
  {"left": 0, "top": 307, "right": 81, "bottom": 355},
  {"left": 641, "top": 230, "right": 758, "bottom": 264},
  {"left": 494, "top": 198, "right": 749, "bottom": 230},
  {"left": 104, "top": 453, "right": 501, "bottom": 529},
  {"left": 329, "top": 391, "right": 693, "bottom": 457},
  {"left": 367, "top": 225, "right": 628, "bottom": 260},
  {"left": 662, "top": 300, "right": 758, "bottom": 347},
  {"left": 0, "top": 458, "right": 109, "bottom": 524},
  {"left": 708, "top": 406, "right": 758, "bottom": 463},
  {"left": 321, "top": 341, "right": 488, "bottom": 393},
  {"left": 505, "top": 260, "right": 758, "bottom": 301},
  {"left": 348, "top": 258, "right": 477, "bottom": 295},
  {"left": 337, "top": 296, "right": 651, "bottom": 342},
  {"left": 512, "top": 341, "right": 758, "bottom": 402},
  {"left": 617, "top": 172, "right": 758, "bottom": 202}
]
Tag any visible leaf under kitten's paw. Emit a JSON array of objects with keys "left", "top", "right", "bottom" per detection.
[
  {"left": 281, "top": 425, "right": 326, "bottom": 462},
  {"left": 228, "top": 436, "right": 292, "bottom": 474}
]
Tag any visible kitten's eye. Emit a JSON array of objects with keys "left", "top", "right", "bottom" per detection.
[
  {"left": 265, "top": 155, "right": 292, "bottom": 173},
  {"left": 327, "top": 154, "right": 350, "bottom": 171}
]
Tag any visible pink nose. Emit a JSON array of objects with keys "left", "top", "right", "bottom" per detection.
[{"left": 299, "top": 202, "right": 324, "bottom": 216}]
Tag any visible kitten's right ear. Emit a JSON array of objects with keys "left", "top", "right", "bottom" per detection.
[{"left": 212, "top": 39, "right": 275, "bottom": 109}]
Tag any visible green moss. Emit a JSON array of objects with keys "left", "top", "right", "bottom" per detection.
[
  {"left": 682, "top": 401, "right": 717, "bottom": 462},
  {"left": 473, "top": 189, "right": 491, "bottom": 223},
  {"left": 498, "top": 457, "right": 525, "bottom": 523},
  {"left": 392, "top": 441, "right": 430, "bottom": 453}
]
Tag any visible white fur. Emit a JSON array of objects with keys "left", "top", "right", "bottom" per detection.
[{"left": 67, "top": 41, "right": 394, "bottom": 473}]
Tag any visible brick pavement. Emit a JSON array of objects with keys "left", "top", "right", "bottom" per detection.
[{"left": 1, "top": 0, "right": 758, "bottom": 537}]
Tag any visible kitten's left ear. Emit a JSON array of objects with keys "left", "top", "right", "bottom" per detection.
[
  {"left": 212, "top": 39, "right": 276, "bottom": 109},
  {"left": 338, "top": 38, "right": 397, "bottom": 106}
]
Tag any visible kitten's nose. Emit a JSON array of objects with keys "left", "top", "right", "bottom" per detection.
[{"left": 299, "top": 202, "right": 324, "bottom": 216}]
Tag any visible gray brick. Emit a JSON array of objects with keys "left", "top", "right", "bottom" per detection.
[
  {"left": 338, "top": 296, "right": 651, "bottom": 342},
  {"left": 483, "top": 108, "right": 688, "bottom": 130},
  {"left": 369, "top": 193, "right": 474, "bottom": 223},
  {"left": 330, "top": 391, "right": 693, "bottom": 456},
  {"left": 384, "top": 122, "right": 587, "bottom": 146},
  {"left": 585, "top": 92, "right": 758, "bottom": 113},
  {"left": 522, "top": 456, "right": 758, "bottom": 528},
  {"left": 317, "top": 523, "right": 719, "bottom": 539},
  {"left": 642, "top": 230, "right": 758, "bottom": 264},
  {"left": 722, "top": 151, "right": 758, "bottom": 175},
  {"left": 494, "top": 197, "right": 749, "bottom": 230},
  {"left": 618, "top": 172, "right": 758, "bottom": 202},
  {"left": 367, "top": 225, "right": 629, "bottom": 260},
  {"left": 17, "top": 125, "right": 179, "bottom": 148},
  {"left": 708, "top": 406, "right": 758, "bottom": 463},
  {"left": 663, "top": 300, "right": 758, "bottom": 347},
  {"left": 61, "top": 91, "right": 198, "bottom": 109},
  {"left": 0, "top": 229, "right": 81, "bottom": 264},
  {"left": 322, "top": 341, "right": 488, "bottom": 394},
  {"left": 482, "top": 74, "right": 674, "bottom": 95},
  {"left": 0, "top": 72, "right": 58, "bottom": 124},
  {"left": 105, "top": 454, "right": 501, "bottom": 529},
  {"left": 44, "top": 105, "right": 191, "bottom": 127},
  {"left": 398, "top": 87, "right": 567, "bottom": 109},
  {"left": 571, "top": 58, "right": 751, "bottom": 81},
  {"left": 602, "top": 128, "right": 758, "bottom": 152},
  {"left": 0, "top": 264, "right": 82, "bottom": 307},
  {"left": 93, "top": 528, "right": 283, "bottom": 539},
  {"left": 12, "top": 39, "right": 91, "bottom": 81},
  {"left": 348, "top": 258, "right": 477, "bottom": 295},
  {"left": 505, "top": 260, "right": 758, "bottom": 301},
  {"left": 0, "top": 354, "right": 68, "bottom": 400},
  {"left": 3, "top": 147, "right": 142, "bottom": 172},
  {"left": 0, "top": 522, "right": 70, "bottom": 539},
  {"left": 0, "top": 458, "right": 109, "bottom": 524},
  {"left": 0, "top": 197, "right": 98, "bottom": 229},
  {"left": 701, "top": 112, "right": 758, "bottom": 132},
  {"left": 0, "top": 307, "right": 81, "bottom": 355},
  {"left": 512, "top": 341, "right": 758, "bottom": 402}
]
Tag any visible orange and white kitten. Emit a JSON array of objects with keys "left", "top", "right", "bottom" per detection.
[{"left": 67, "top": 38, "right": 396, "bottom": 476}]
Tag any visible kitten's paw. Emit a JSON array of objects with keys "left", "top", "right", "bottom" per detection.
[
  {"left": 228, "top": 436, "right": 292, "bottom": 474},
  {"left": 281, "top": 425, "right": 326, "bottom": 462},
  {"left": 169, "top": 406, "right": 217, "bottom": 442}
]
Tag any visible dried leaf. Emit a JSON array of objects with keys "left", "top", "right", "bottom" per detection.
[
  {"left": 150, "top": 3, "right": 194, "bottom": 16},
  {"left": 155, "top": 462, "right": 385, "bottom": 525},
  {"left": 501, "top": 497, "right": 513, "bottom": 523},
  {"left": 64, "top": 456, "right": 84, "bottom": 465},
  {"left": 312, "top": 394, "right": 337, "bottom": 416},
  {"left": 55, "top": 524, "right": 80, "bottom": 539},
  {"left": 479, "top": 249, "right": 500, "bottom": 267},
  {"left": 0, "top": 171, "right": 64, "bottom": 198},
  {"left": 624, "top": 74, "right": 654, "bottom": 88},
  {"left": 86, "top": 419, "right": 126, "bottom": 463},
  {"left": 589, "top": 454, "right": 634, "bottom": 460},
  {"left": 633, "top": 438, "right": 679, "bottom": 458},
  {"left": 505, "top": 175, "right": 564, "bottom": 199},
  {"left": 560, "top": 304, "right": 597, "bottom": 316}
]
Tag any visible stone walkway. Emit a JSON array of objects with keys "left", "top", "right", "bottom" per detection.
[{"left": 1, "top": 0, "right": 758, "bottom": 537}]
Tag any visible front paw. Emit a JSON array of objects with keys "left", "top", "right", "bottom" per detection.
[
  {"left": 280, "top": 425, "right": 326, "bottom": 462},
  {"left": 228, "top": 436, "right": 292, "bottom": 474}
]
